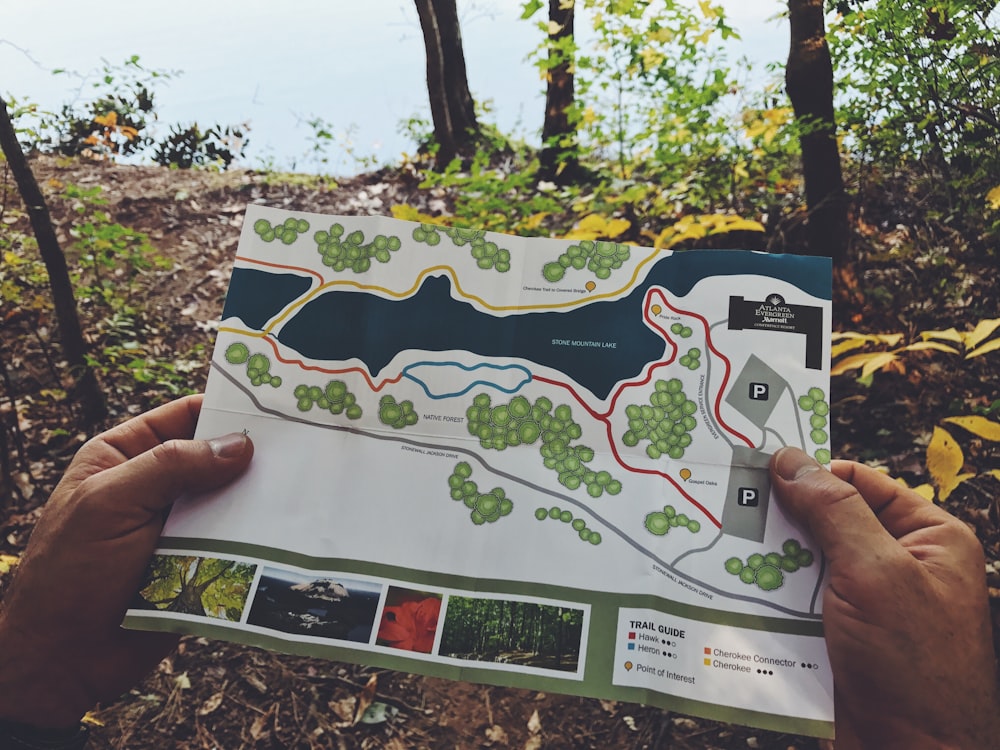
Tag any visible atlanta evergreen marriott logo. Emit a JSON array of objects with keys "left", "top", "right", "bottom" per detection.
[{"left": 728, "top": 293, "right": 824, "bottom": 370}]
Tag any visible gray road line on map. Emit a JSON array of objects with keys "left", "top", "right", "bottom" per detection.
[
  {"left": 765, "top": 427, "right": 787, "bottom": 447},
  {"left": 669, "top": 528, "right": 725, "bottom": 567},
  {"left": 708, "top": 320, "right": 736, "bottom": 450},
  {"left": 213, "top": 361, "right": 820, "bottom": 619},
  {"left": 786, "top": 386, "right": 808, "bottom": 450}
]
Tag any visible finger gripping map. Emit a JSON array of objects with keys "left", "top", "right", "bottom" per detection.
[{"left": 125, "top": 205, "right": 835, "bottom": 737}]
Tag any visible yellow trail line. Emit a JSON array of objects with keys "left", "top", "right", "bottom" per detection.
[
  {"left": 219, "top": 327, "right": 266, "bottom": 338},
  {"left": 255, "top": 252, "right": 664, "bottom": 334}
]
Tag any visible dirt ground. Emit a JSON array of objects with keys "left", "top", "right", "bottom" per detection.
[{"left": 1, "top": 156, "right": 997, "bottom": 749}]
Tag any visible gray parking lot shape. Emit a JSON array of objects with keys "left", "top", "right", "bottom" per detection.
[
  {"left": 725, "top": 354, "right": 789, "bottom": 429},
  {"left": 721, "top": 446, "right": 772, "bottom": 542}
]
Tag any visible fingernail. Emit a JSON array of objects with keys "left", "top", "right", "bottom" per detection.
[
  {"left": 209, "top": 432, "right": 248, "bottom": 459},
  {"left": 774, "top": 447, "right": 822, "bottom": 481}
]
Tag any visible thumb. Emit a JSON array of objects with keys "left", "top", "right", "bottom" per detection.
[
  {"left": 770, "top": 447, "right": 894, "bottom": 568},
  {"left": 90, "top": 432, "right": 254, "bottom": 519}
]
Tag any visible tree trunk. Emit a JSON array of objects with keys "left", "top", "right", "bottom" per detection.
[
  {"left": 414, "top": 0, "right": 480, "bottom": 169},
  {"left": 539, "top": 0, "right": 581, "bottom": 183},
  {"left": 0, "top": 95, "right": 106, "bottom": 424},
  {"left": 786, "top": 0, "right": 848, "bottom": 264}
]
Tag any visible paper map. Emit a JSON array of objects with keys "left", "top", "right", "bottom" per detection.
[{"left": 124, "top": 205, "right": 835, "bottom": 737}]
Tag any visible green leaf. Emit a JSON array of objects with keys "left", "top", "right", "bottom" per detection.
[{"left": 521, "top": 0, "right": 544, "bottom": 19}]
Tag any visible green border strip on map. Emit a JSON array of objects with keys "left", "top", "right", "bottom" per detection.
[
  {"left": 131, "top": 536, "right": 832, "bottom": 739},
  {"left": 159, "top": 536, "right": 823, "bottom": 635}
]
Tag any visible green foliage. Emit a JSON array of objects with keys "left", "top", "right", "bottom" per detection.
[
  {"left": 830, "top": 1, "right": 1000, "bottom": 228},
  {"left": 55, "top": 182, "right": 198, "bottom": 396},
  {"left": 138, "top": 555, "right": 256, "bottom": 620},
  {"left": 10, "top": 56, "right": 247, "bottom": 170},
  {"left": 152, "top": 122, "right": 248, "bottom": 169},
  {"left": 35, "top": 56, "right": 170, "bottom": 158}
]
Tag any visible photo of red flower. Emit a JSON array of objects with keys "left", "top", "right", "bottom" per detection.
[{"left": 376, "top": 588, "right": 443, "bottom": 653}]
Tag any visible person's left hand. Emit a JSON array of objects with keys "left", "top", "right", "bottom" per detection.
[{"left": 0, "top": 394, "right": 253, "bottom": 728}]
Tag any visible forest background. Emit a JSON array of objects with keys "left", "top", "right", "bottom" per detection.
[{"left": 0, "top": 0, "right": 999, "bottom": 748}]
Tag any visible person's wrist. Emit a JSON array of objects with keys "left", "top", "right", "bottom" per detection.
[
  {"left": 0, "top": 613, "right": 89, "bottom": 729},
  {"left": 0, "top": 717, "right": 90, "bottom": 749}
]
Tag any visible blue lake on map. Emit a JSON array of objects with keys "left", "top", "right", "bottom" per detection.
[{"left": 221, "top": 251, "right": 830, "bottom": 400}]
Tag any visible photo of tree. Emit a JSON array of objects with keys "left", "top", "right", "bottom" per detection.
[
  {"left": 133, "top": 555, "right": 256, "bottom": 621},
  {"left": 440, "top": 596, "right": 584, "bottom": 672}
]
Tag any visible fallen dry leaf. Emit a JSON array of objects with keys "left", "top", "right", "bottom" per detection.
[
  {"left": 485, "top": 724, "right": 509, "bottom": 746},
  {"left": 527, "top": 709, "right": 542, "bottom": 734},
  {"left": 328, "top": 697, "right": 356, "bottom": 724},
  {"left": 353, "top": 673, "right": 378, "bottom": 726},
  {"left": 249, "top": 704, "right": 276, "bottom": 740},
  {"left": 197, "top": 691, "right": 225, "bottom": 716}
]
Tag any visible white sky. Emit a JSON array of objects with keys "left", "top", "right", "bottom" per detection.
[{"left": 1, "top": 1, "right": 788, "bottom": 172}]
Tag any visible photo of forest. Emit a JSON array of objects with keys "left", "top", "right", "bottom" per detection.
[
  {"left": 133, "top": 555, "right": 256, "bottom": 621},
  {"left": 246, "top": 568, "right": 382, "bottom": 642},
  {"left": 440, "top": 596, "right": 584, "bottom": 672}
]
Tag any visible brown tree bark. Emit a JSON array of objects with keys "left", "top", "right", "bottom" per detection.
[
  {"left": 414, "top": 0, "right": 481, "bottom": 169},
  {"left": 539, "top": 0, "right": 581, "bottom": 183},
  {"left": 0, "top": 95, "right": 106, "bottom": 424},
  {"left": 786, "top": 0, "right": 848, "bottom": 264}
]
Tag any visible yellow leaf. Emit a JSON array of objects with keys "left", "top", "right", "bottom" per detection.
[
  {"left": 986, "top": 184, "right": 1000, "bottom": 210},
  {"left": 577, "top": 214, "right": 608, "bottom": 233},
  {"left": 93, "top": 111, "right": 117, "bottom": 127},
  {"left": 581, "top": 106, "right": 597, "bottom": 125},
  {"left": 875, "top": 333, "right": 904, "bottom": 347},
  {"left": 964, "top": 318, "right": 1000, "bottom": 350},
  {"left": 713, "top": 218, "right": 765, "bottom": 233},
  {"left": 640, "top": 47, "right": 665, "bottom": 70},
  {"left": 987, "top": 469, "right": 1000, "bottom": 482},
  {"left": 390, "top": 203, "right": 441, "bottom": 225},
  {"left": 834, "top": 331, "right": 903, "bottom": 346},
  {"left": 900, "top": 341, "right": 960, "bottom": 354},
  {"left": 830, "top": 351, "right": 896, "bottom": 376},
  {"left": 0, "top": 554, "right": 19, "bottom": 574},
  {"left": 694, "top": 29, "right": 713, "bottom": 44},
  {"left": 920, "top": 327, "right": 962, "bottom": 343},
  {"left": 926, "top": 426, "right": 965, "bottom": 500},
  {"left": 860, "top": 351, "right": 899, "bottom": 378},
  {"left": 520, "top": 212, "right": 549, "bottom": 231},
  {"left": 831, "top": 338, "right": 869, "bottom": 358},
  {"left": 910, "top": 483, "right": 936, "bottom": 501},
  {"left": 81, "top": 712, "right": 105, "bottom": 727},
  {"left": 698, "top": 0, "right": 719, "bottom": 20},
  {"left": 547, "top": 20, "right": 564, "bottom": 35},
  {"left": 670, "top": 226, "right": 708, "bottom": 243},
  {"left": 942, "top": 416, "right": 1000, "bottom": 442},
  {"left": 965, "top": 337, "right": 1000, "bottom": 359},
  {"left": 604, "top": 218, "right": 631, "bottom": 238},
  {"left": 559, "top": 0, "right": 573, "bottom": 8},
  {"left": 563, "top": 229, "right": 600, "bottom": 241}
]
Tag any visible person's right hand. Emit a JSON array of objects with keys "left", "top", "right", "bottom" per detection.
[{"left": 770, "top": 447, "right": 1000, "bottom": 749}]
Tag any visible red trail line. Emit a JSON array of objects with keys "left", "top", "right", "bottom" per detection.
[
  {"left": 236, "top": 255, "right": 325, "bottom": 284},
  {"left": 654, "top": 291, "right": 754, "bottom": 448},
  {"left": 260, "top": 335, "right": 404, "bottom": 392}
]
